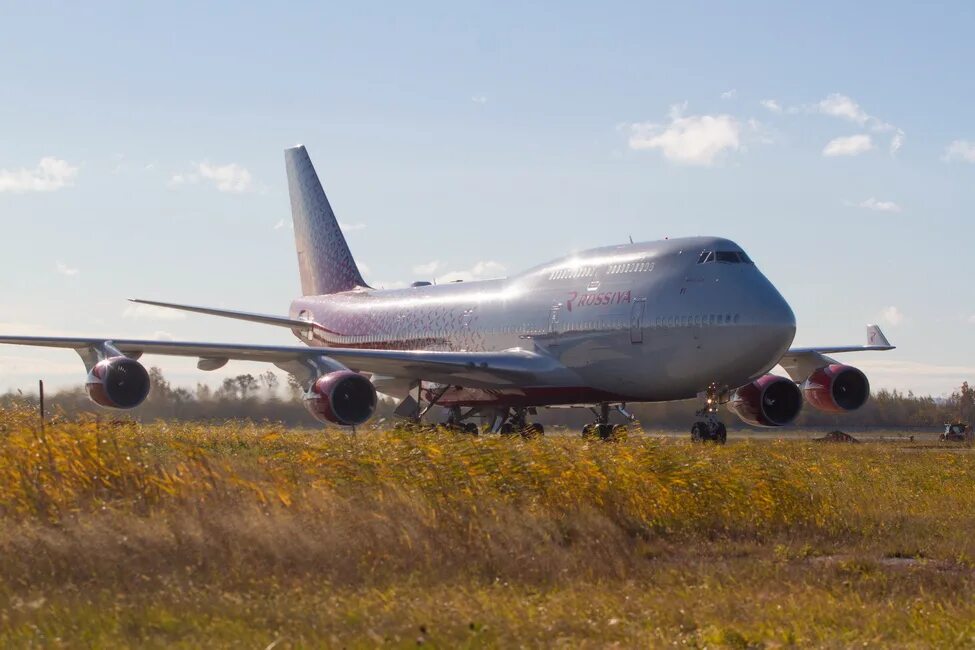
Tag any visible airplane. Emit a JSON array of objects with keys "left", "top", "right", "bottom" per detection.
[{"left": 0, "top": 145, "right": 895, "bottom": 442}]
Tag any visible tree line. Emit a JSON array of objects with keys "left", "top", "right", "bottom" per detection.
[{"left": 2, "top": 368, "right": 973, "bottom": 431}]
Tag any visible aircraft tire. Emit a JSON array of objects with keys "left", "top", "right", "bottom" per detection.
[{"left": 714, "top": 423, "right": 727, "bottom": 444}]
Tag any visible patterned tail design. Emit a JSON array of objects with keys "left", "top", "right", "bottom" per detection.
[{"left": 285, "top": 145, "right": 368, "bottom": 296}]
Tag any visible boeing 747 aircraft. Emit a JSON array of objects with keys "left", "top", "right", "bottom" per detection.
[{"left": 0, "top": 146, "right": 894, "bottom": 441}]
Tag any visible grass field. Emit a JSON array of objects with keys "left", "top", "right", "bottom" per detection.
[{"left": 1, "top": 406, "right": 974, "bottom": 648}]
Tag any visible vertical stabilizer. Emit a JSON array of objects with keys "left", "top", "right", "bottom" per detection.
[{"left": 284, "top": 145, "right": 367, "bottom": 295}]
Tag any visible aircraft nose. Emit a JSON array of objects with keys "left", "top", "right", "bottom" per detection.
[{"left": 761, "top": 280, "right": 797, "bottom": 351}]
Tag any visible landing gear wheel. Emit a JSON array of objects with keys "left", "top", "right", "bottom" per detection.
[
  {"left": 464, "top": 422, "right": 479, "bottom": 436},
  {"left": 714, "top": 423, "right": 727, "bottom": 444},
  {"left": 522, "top": 423, "right": 544, "bottom": 438},
  {"left": 691, "top": 422, "right": 708, "bottom": 442},
  {"left": 610, "top": 424, "right": 628, "bottom": 441},
  {"left": 581, "top": 424, "right": 596, "bottom": 439}
]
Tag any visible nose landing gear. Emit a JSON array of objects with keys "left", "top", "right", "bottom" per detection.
[{"left": 691, "top": 385, "right": 727, "bottom": 444}]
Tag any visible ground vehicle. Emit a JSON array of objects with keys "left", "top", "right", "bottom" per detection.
[{"left": 941, "top": 422, "right": 972, "bottom": 442}]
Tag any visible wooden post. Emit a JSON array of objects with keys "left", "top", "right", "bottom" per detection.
[{"left": 38, "top": 379, "right": 45, "bottom": 431}]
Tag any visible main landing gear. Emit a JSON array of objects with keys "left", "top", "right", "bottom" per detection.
[
  {"left": 582, "top": 403, "right": 631, "bottom": 441},
  {"left": 691, "top": 385, "right": 727, "bottom": 444},
  {"left": 443, "top": 406, "right": 480, "bottom": 436},
  {"left": 498, "top": 408, "right": 545, "bottom": 438}
]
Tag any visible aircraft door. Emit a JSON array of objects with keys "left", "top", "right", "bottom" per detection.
[
  {"left": 630, "top": 298, "right": 646, "bottom": 344},
  {"left": 549, "top": 302, "right": 562, "bottom": 343}
]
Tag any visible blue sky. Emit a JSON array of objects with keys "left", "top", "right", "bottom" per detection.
[{"left": 2, "top": 1, "right": 975, "bottom": 395}]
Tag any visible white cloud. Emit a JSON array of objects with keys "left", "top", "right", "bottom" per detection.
[
  {"left": 122, "top": 303, "right": 187, "bottom": 321},
  {"left": 273, "top": 219, "right": 290, "bottom": 231},
  {"left": 198, "top": 162, "right": 252, "bottom": 192},
  {"left": 812, "top": 94, "right": 903, "bottom": 154},
  {"left": 720, "top": 89, "right": 737, "bottom": 100},
  {"left": 413, "top": 260, "right": 443, "bottom": 275},
  {"left": 759, "top": 99, "right": 782, "bottom": 113},
  {"left": 0, "top": 157, "right": 78, "bottom": 193},
  {"left": 170, "top": 161, "right": 253, "bottom": 193},
  {"left": 816, "top": 93, "right": 870, "bottom": 125},
  {"left": 854, "top": 197, "right": 902, "bottom": 213},
  {"left": 438, "top": 260, "right": 507, "bottom": 283},
  {"left": 889, "top": 130, "right": 905, "bottom": 155},
  {"left": 338, "top": 221, "right": 367, "bottom": 232},
  {"left": 628, "top": 105, "right": 741, "bottom": 166},
  {"left": 55, "top": 261, "right": 78, "bottom": 277},
  {"left": 471, "top": 94, "right": 487, "bottom": 104},
  {"left": 823, "top": 134, "right": 873, "bottom": 157},
  {"left": 944, "top": 140, "right": 975, "bottom": 163},
  {"left": 881, "top": 306, "right": 904, "bottom": 326}
]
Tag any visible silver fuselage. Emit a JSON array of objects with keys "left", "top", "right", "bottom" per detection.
[{"left": 289, "top": 236, "right": 797, "bottom": 407}]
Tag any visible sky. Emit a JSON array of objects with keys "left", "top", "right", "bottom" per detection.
[{"left": 2, "top": 1, "right": 975, "bottom": 396}]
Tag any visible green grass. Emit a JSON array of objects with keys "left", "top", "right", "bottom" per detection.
[{"left": 0, "top": 407, "right": 973, "bottom": 647}]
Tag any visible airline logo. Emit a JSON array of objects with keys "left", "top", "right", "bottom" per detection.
[{"left": 566, "top": 290, "right": 632, "bottom": 312}]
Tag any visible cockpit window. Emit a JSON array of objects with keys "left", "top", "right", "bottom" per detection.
[{"left": 697, "top": 250, "right": 755, "bottom": 265}]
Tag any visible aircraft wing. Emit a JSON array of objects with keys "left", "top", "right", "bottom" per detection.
[
  {"left": 778, "top": 324, "right": 894, "bottom": 381},
  {"left": 0, "top": 336, "right": 565, "bottom": 389}
]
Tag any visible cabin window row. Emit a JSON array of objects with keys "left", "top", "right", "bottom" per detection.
[
  {"left": 549, "top": 266, "right": 597, "bottom": 280},
  {"left": 653, "top": 313, "right": 741, "bottom": 328},
  {"left": 607, "top": 261, "right": 654, "bottom": 275}
]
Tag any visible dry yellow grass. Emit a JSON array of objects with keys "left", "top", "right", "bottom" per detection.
[{"left": 1, "top": 404, "right": 974, "bottom": 647}]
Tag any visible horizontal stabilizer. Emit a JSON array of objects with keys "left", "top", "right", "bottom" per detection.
[{"left": 129, "top": 299, "right": 314, "bottom": 333}]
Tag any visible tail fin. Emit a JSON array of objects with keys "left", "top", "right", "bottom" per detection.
[{"left": 284, "top": 145, "right": 368, "bottom": 295}]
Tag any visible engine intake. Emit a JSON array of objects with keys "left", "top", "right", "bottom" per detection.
[
  {"left": 86, "top": 356, "right": 151, "bottom": 409},
  {"left": 803, "top": 364, "right": 870, "bottom": 413},
  {"left": 728, "top": 374, "right": 802, "bottom": 427},
  {"left": 304, "top": 371, "right": 377, "bottom": 426}
]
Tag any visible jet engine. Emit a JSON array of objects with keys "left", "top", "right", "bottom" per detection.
[
  {"left": 86, "top": 356, "right": 151, "bottom": 409},
  {"left": 304, "top": 370, "right": 378, "bottom": 426},
  {"left": 728, "top": 374, "right": 802, "bottom": 427},
  {"left": 802, "top": 364, "right": 870, "bottom": 413}
]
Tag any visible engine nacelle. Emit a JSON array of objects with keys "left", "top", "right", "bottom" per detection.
[
  {"left": 303, "top": 371, "right": 378, "bottom": 426},
  {"left": 728, "top": 374, "right": 802, "bottom": 427},
  {"left": 803, "top": 364, "right": 870, "bottom": 413},
  {"left": 85, "top": 356, "right": 151, "bottom": 409}
]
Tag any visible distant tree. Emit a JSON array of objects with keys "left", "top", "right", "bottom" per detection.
[
  {"left": 951, "top": 381, "right": 975, "bottom": 424},
  {"left": 259, "top": 371, "right": 280, "bottom": 395}
]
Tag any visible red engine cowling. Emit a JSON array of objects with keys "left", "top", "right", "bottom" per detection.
[
  {"left": 728, "top": 374, "right": 802, "bottom": 427},
  {"left": 304, "top": 371, "right": 378, "bottom": 426},
  {"left": 85, "top": 357, "right": 151, "bottom": 409},
  {"left": 803, "top": 364, "right": 870, "bottom": 413}
]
